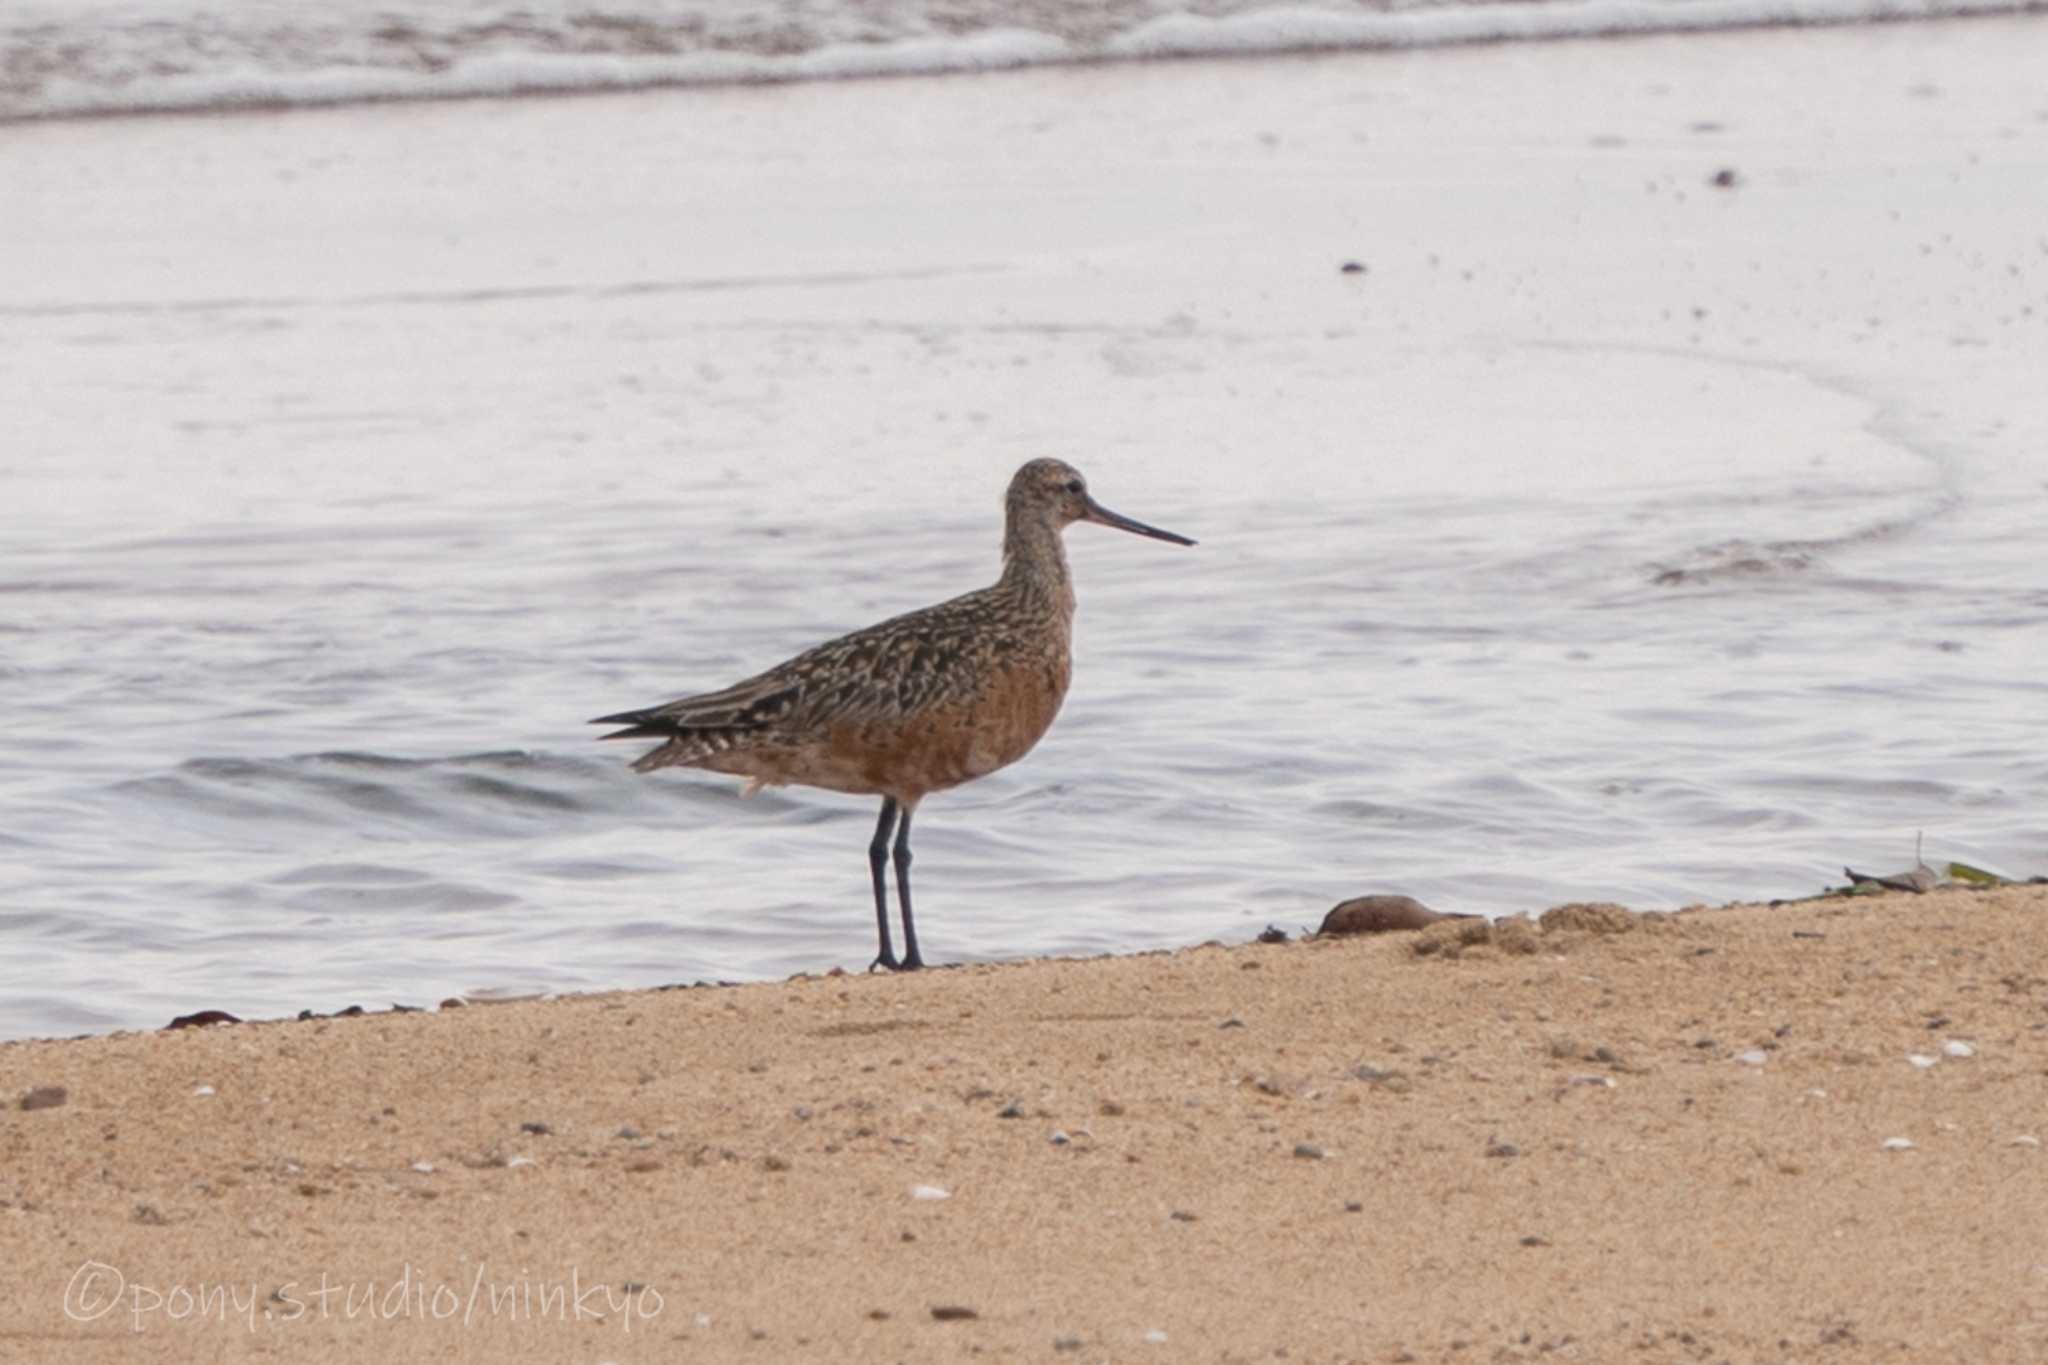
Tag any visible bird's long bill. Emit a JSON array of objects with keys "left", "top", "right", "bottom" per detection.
[{"left": 1082, "top": 497, "right": 1197, "bottom": 547}]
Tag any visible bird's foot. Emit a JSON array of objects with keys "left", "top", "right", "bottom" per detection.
[{"left": 868, "top": 952, "right": 901, "bottom": 973}]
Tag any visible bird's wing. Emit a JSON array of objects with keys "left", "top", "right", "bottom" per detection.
[{"left": 591, "top": 592, "right": 995, "bottom": 743}]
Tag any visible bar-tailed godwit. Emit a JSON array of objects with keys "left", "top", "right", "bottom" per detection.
[{"left": 591, "top": 458, "right": 1195, "bottom": 970}]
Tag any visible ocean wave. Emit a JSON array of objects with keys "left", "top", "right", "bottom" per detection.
[{"left": 5, "top": 0, "right": 2042, "bottom": 123}]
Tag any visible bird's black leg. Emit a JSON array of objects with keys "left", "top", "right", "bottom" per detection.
[
  {"left": 894, "top": 805, "right": 923, "bottom": 970},
  {"left": 867, "top": 798, "right": 900, "bottom": 971}
]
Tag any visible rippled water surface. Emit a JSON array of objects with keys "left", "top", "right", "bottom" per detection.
[{"left": 4, "top": 21, "right": 2045, "bottom": 1038}]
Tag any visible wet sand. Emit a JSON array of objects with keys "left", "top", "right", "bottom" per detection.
[{"left": 6, "top": 884, "right": 2045, "bottom": 1362}]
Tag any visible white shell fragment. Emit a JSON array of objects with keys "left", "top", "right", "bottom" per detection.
[
  {"left": 1942, "top": 1040, "right": 1976, "bottom": 1058},
  {"left": 1881, "top": 1137, "right": 1916, "bottom": 1151},
  {"left": 1736, "top": 1049, "right": 1768, "bottom": 1066},
  {"left": 1907, "top": 1054, "right": 1939, "bottom": 1069},
  {"left": 910, "top": 1184, "right": 951, "bottom": 1201}
]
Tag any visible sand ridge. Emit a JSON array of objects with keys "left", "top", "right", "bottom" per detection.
[{"left": 5, "top": 885, "right": 2046, "bottom": 1362}]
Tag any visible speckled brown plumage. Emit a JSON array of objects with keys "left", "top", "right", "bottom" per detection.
[{"left": 592, "top": 458, "right": 1195, "bottom": 970}]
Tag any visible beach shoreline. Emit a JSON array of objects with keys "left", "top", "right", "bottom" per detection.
[{"left": 7, "top": 884, "right": 2045, "bottom": 1361}]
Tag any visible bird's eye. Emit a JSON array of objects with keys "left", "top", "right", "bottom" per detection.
[{"left": 1064, "top": 479, "right": 1083, "bottom": 493}]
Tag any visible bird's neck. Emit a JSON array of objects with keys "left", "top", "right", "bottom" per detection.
[{"left": 999, "top": 515, "right": 1076, "bottom": 617}]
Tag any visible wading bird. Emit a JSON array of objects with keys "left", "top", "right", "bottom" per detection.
[{"left": 592, "top": 458, "right": 1195, "bottom": 970}]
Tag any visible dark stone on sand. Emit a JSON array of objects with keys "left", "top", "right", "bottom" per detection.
[
  {"left": 439, "top": 998, "right": 465, "bottom": 1009},
  {"left": 20, "top": 1085, "right": 67, "bottom": 1112},
  {"left": 166, "top": 1009, "right": 240, "bottom": 1030},
  {"left": 931, "top": 1305, "right": 979, "bottom": 1322},
  {"left": 1320, "top": 895, "right": 1471, "bottom": 935}
]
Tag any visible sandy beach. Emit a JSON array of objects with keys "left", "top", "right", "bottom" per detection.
[{"left": 5, "top": 884, "right": 2047, "bottom": 1361}]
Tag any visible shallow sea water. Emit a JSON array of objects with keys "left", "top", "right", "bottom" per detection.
[{"left": 3, "top": 21, "right": 2045, "bottom": 1038}]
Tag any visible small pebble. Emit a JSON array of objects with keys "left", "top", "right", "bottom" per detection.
[
  {"left": 910, "top": 1184, "right": 951, "bottom": 1201},
  {"left": 193, "top": 1085, "right": 216, "bottom": 1097},
  {"left": 1881, "top": 1137, "right": 1916, "bottom": 1151},
  {"left": 1942, "top": 1040, "right": 1976, "bottom": 1058},
  {"left": 1218, "top": 1017, "right": 1246, "bottom": 1030},
  {"left": 1567, "top": 1074, "right": 1616, "bottom": 1088},
  {"left": 1343, "top": 1201, "right": 1363, "bottom": 1213},
  {"left": 19, "top": 1086, "right": 67, "bottom": 1111},
  {"left": 1053, "top": 1336, "right": 1085, "bottom": 1352},
  {"left": 1736, "top": 1050, "right": 1768, "bottom": 1066},
  {"left": 1293, "top": 1142, "right": 1326, "bottom": 1160},
  {"left": 1170, "top": 1209, "right": 1198, "bottom": 1222},
  {"left": 996, "top": 1101, "right": 1024, "bottom": 1119},
  {"left": 1485, "top": 1140, "right": 1520, "bottom": 1159},
  {"left": 411, "top": 1161, "right": 434, "bottom": 1174},
  {"left": 1907, "top": 1054, "right": 1939, "bottom": 1069},
  {"left": 616, "top": 1125, "right": 642, "bottom": 1139},
  {"left": 931, "top": 1305, "right": 978, "bottom": 1322},
  {"left": 1050, "top": 1130, "right": 1071, "bottom": 1146},
  {"left": 506, "top": 1155, "right": 536, "bottom": 1168}
]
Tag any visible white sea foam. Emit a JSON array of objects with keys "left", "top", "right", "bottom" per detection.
[
  {"left": 1106, "top": 0, "right": 2041, "bottom": 60},
  {"left": 4, "top": 0, "right": 2042, "bottom": 122}
]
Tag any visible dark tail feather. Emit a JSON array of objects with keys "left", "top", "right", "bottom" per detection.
[
  {"left": 593, "top": 722, "right": 676, "bottom": 742},
  {"left": 590, "top": 707, "right": 680, "bottom": 743}
]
